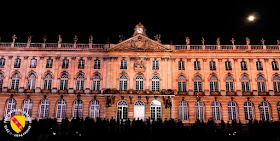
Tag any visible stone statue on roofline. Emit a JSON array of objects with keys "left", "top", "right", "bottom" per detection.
[
  {"left": 58, "top": 35, "right": 62, "bottom": 44},
  {"left": 12, "top": 34, "right": 17, "bottom": 43},
  {"left": 43, "top": 35, "right": 47, "bottom": 43},
  {"left": 155, "top": 34, "right": 161, "bottom": 43},
  {"left": 246, "top": 37, "right": 250, "bottom": 45},
  {"left": 201, "top": 37, "right": 205, "bottom": 45},
  {"left": 231, "top": 38, "right": 235, "bottom": 45},
  {"left": 27, "top": 35, "right": 32, "bottom": 43},
  {"left": 261, "top": 38, "right": 265, "bottom": 45},
  {"left": 185, "top": 37, "right": 190, "bottom": 45},
  {"left": 89, "top": 35, "right": 93, "bottom": 43},
  {"left": 74, "top": 35, "right": 78, "bottom": 43},
  {"left": 216, "top": 37, "right": 220, "bottom": 45},
  {"left": 277, "top": 40, "right": 280, "bottom": 45}
]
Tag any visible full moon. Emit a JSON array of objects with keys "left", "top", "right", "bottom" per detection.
[{"left": 248, "top": 15, "right": 255, "bottom": 22}]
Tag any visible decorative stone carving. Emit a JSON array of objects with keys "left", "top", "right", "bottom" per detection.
[{"left": 134, "top": 60, "right": 145, "bottom": 72}]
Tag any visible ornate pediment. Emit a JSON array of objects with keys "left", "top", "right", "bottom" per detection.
[{"left": 107, "top": 34, "right": 172, "bottom": 52}]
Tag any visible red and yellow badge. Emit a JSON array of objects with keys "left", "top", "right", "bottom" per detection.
[{"left": 10, "top": 116, "right": 25, "bottom": 133}]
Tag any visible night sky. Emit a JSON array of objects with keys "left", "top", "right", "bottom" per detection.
[{"left": 0, "top": 1, "right": 279, "bottom": 45}]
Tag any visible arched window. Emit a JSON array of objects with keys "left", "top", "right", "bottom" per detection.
[
  {"left": 92, "top": 74, "right": 101, "bottom": 90},
  {"left": 195, "top": 101, "right": 204, "bottom": 121},
  {"left": 27, "top": 73, "right": 36, "bottom": 90},
  {"left": 56, "top": 99, "right": 66, "bottom": 119},
  {"left": 23, "top": 99, "right": 33, "bottom": 116},
  {"left": 228, "top": 101, "right": 237, "bottom": 121},
  {"left": 76, "top": 74, "right": 85, "bottom": 90},
  {"left": 241, "top": 76, "right": 250, "bottom": 92},
  {"left": 135, "top": 75, "right": 144, "bottom": 91},
  {"left": 117, "top": 100, "right": 128, "bottom": 121},
  {"left": 73, "top": 99, "right": 83, "bottom": 119},
  {"left": 0, "top": 73, "right": 4, "bottom": 89},
  {"left": 89, "top": 100, "right": 100, "bottom": 120},
  {"left": 178, "top": 101, "right": 188, "bottom": 121},
  {"left": 211, "top": 101, "right": 221, "bottom": 121},
  {"left": 257, "top": 76, "right": 266, "bottom": 92},
  {"left": 259, "top": 101, "right": 270, "bottom": 121},
  {"left": 273, "top": 76, "right": 280, "bottom": 92},
  {"left": 39, "top": 99, "right": 50, "bottom": 119},
  {"left": 277, "top": 102, "right": 280, "bottom": 120},
  {"left": 244, "top": 101, "right": 254, "bottom": 120},
  {"left": 151, "top": 100, "right": 161, "bottom": 121},
  {"left": 194, "top": 76, "right": 202, "bottom": 92},
  {"left": 6, "top": 98, "right": 16, "bottom": 115},
  {"left": 178, "top": 76, "right": 186, "bottom": 92},
  {"left": 59, "top": 73, "right": 68, "bottom": 90},
  {"left": 225, "top": 76, "right": 234, "bottom": 92},
  {"left": 44, "top": 73, "right": 52, "bottom": 90},
  {"left": 119, "top": 75, "right": 128, "bottom": 91},
  {"left": 209, "top": 76, "right": 218, "bottom": 92},
  {"left": 151, "top": 76, "right": 160, "bottom": 92},
  {"left": 134, "top": 100, "right": 145, "bottom": 120},
  {"left": 11, "top": 73, "right": 20, "bottom": 90}
]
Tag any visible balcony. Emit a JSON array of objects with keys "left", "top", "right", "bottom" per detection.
[
  {"left": 8, "top": 89, "right": 18, "bottom": 93},
  {"left": 24, "top": 89, "right": 35, "bottom": 93},
  {"left": 91, "top": 90, "right": 101, "bottom": 94},
  {"left": 258, "top": 92, "right": 269, "bottom": 96},
  {"left": 41, "top": 90, "right": 51, "bottom": 93},
  {"left": 74, "top": 90, "right": 84, "bottom": 94},
  {"left": 178, "top": 91, "right": 187, "bottom": 95},
  {"left": 194, "top": 92, "right": 204, "bottom": 96},
  {"left": 242, "top": 92, "right": 253, "bottom": 96},
  {"left": 226, "top": 92, "right": 237, "bottom": 96},
  {"left": 58, "top": 90, "right": 68, "bottom": 94},
  {"left": 210, "top": 92, "right": 220, "bottom": 96}
]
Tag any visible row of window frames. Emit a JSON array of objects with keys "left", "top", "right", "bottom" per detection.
[
  {"left": 179, "top": 101, "right": 274, "bottom": 121},
  {"left": 4, "top": 74, "right": 280, "bottom": 93},
  {"left": 5, "top": 98, "right": 100, "bottom": 119},
  {"left": 0, "top": 58, "right": 101, "bottom": 69},
  {"left": 6, "top": 73, "right": 101, "bottom": 91},
  {"left": 178, "top": 61, "right": 279, "bottom": 71}
]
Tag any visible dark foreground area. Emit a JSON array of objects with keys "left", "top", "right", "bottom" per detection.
[{"left": 1, "top": 118, "right": 280, "bottom": 141}]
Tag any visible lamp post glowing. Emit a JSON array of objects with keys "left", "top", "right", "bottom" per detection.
[{"left": 248, "top": 15, "right": 255, "bottom": 22}]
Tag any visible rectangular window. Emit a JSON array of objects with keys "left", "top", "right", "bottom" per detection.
[
  {"left": 62, "top": 59, "right": 69, "bottom": 69},
  {"left": 272, "top": 61, "right": 279, "bottom": 71},
  {"left": 92, "top": 80, "right": 100, "bottom": 90},
  {"left": 225, "top": 61, "right": 232, "bottom": 71},
  {"left": 256, "top": 61, "right": 263, "bottom": 71},
  {"left": 152, "top": 81, "right": 160, "bottom": 92},
  {"left": 241, "top": 82, "right": 250, "bottom": 92},
  {"left": 241, "top": 61, "right": 247, "bottom": 71},
  {"left": 274, "top": 82, "right": 280, "bottom": 92},
  {"left": 152, "top": 60, "right": 159, "bottom": 70},
  {"left": 60, "top": 80, "right": 68, "bottom": 90},
  {"left": 119, "top": 80, "right": 127, "bottom": 91},
  {"left": 226, "top": 82, "right": 234, "bottom": 92},
  {"left": 210, "top": 82, "right": 218, "bottom": 92},
  {"left": 194, "top": 82, "right": 202, "bottom": 92},
  {"left": 78, "top": 59, "right": 85, "bottom": 69},
  {"left": 30, "top": 59, "right": 37, "bottom": 68},
  {"left": 178, "top": 82, "right": 186, "bottom": 92},
  {"left": 120, "top": 60, "right": 127, "bottom": 69},
  {"left": 257, "top": 82, "right": 266, "bottom": 92},
  {"left": 209, "top": 61, "right": 216, "bottom": 70},
  {"left": 194, "top": 61, "right": 200, "bottom": 70},
  {"left": 136, "top": 80, "right": 144, "bottom": 91},
  {"left": 46, "top": 59, "right": 53, "bottom": 68},
  {"left": 0, "top": 58, "right": 5, "bottom": 68},
  {"left": 44, "top": 80, "right": 52, "bottom": 90},
  {"left": 178, "top": 60, "right": 185, "bottom": 70},
  {"left": 14, "top": 59, "right": 21, "bottom": 68},
  {"left": 94, "top": 59, "right": 101, "bottom": 69}
]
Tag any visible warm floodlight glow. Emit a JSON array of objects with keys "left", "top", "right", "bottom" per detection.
[{"left": 248, "top": 15, "right": 255, "bottom": 22}]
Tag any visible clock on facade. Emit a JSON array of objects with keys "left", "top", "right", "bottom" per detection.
[{"left": 137, "top": 28, "right": 143, "bottom": 34}]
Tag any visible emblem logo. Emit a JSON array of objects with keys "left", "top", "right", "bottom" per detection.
[{"left": 10, "top": 116, "right": 25, "bottom": 133}]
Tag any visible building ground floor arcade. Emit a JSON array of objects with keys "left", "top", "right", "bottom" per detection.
[{"left": 0, "top": 93, "right": 280, "bottom": 124}]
